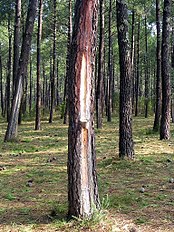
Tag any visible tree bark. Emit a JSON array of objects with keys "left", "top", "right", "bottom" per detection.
[
  {"left": 13, "top": 0, "right": 21, "bottom": 94},
  {"left": 107, "top": 0, "right": 113, "bottom": 122},
  {"left": 160, "top": 0, "right": 171, "bottom": 140},
  {"left": 135, "top": 17, "right": 140, "bottom": 117},
  {"left": 35, "top": 0, "right": 43, "bottom": 130},
  {"left": 117, "top": 0, "right": 134, "bottom": 159},
  {"left": 6, "top": 16, "right": 12, "bottom": 122},
  {"left": 29, "top": 55, "right": 32, "bottom": 115},
  {"left": 49, "top": 0, "right": 57, "bottom": 123},
  {"left": 63, "top": 0, "right": 72, "bottom": 125},
  {"left": 96, "top": 0, "right": 105, "bottom": 129},
  {"left": 131, "top": 9, "right": 135, "bottom": 114},
  {"left": 144, "top": 15, "right": 149, "bottom": 118},
  {"left": 4, "top": 0, "right": 38, "bottom": 142},
  {"left": 68, "top": 0, "right": 100, "bottom": 218},
  {"left": 153, "top": 0, "right": 161, "bottom": 131},
  {"left": 0, "top": 45, "right": 4, "bottom": 116}
]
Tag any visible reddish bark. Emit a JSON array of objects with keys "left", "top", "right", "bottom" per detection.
[{"left": 68, "top": 0, "right": 100, "bottom": 218}]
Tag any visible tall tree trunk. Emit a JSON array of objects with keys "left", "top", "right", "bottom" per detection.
[
  {"left": 144, "top": 15, "right": 149, "bottom": 118},
  {"left": 63, "top": 0, "right": 72, "bottom": 124},
  {"left": 96, "top": 0, "right": 105, "bottom": 129},
  {"left": 49, "top": 0, "right": 57, "bottom": 123},
  {"left": 0, "top": 45, "right": 4, "bottom": 116},
  {"left": 56, "top": 59, "right": 59, "bottom": 107},
  {"left": 135, "top": 17, "right": 140, "bottom": 117},
  {"left": 6, "top": 16, "right": 12, "bottom": 122},
  {"left": 107, "top": 0, "right": 113, "bottom": 122},
  {"left": 42, "top": 63, "right": 46, "bottom": 114},
  {"left": 160, "top": 0, "right": 171, "bottom": 140},
  {"left": 29, "top": 55, "right": 32, "bottom": 115},
  {"left": 131, "top": 9, "right": 135, "bottom": 114},
  {"left": 117, "top": 0, "right": 134, "bottom": 159},
  {"left": 4, "top": 0, "right": 38, "bottom": 142},
  {"left": 35, "top": 0, "right": 43, "bottom": 130},
  {"left": 68, "top": 0, "right": 100, "bottom": 218},
  {"left": 153, "top": 0, "right": 161, "bottom": 131},
  {"left": 13, "top": 0, "right": 21, "bottom": 94}
]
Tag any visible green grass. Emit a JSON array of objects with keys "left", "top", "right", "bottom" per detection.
[{"left": 0, "top": 115, "right": 174, "bottom": 231}]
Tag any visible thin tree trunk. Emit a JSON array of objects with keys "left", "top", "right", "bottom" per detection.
[
  {"left": 117, "top": 0, "right": 134, "bottom": 159},
  {"left": 13, "top": 0, "right": 21, "bottom": 94},
  {"left": 153, "top": 0, "right": 161, "bottom": 131},
  {"left": 107, "top": 0, "right": 113, "bottom": 122},
  {"left": 131, "top": 10, "right": 135, "bottom": 114},
  {"left": 0, "top": 45, "right": 4, "bottom": 116},
  {"left": 144, "top": 15, "right": 149, "bottom": 118},
  {"left": 96, "top": 0, "right": 104, "bottom": 128},
  {"left": 35, "top": 0, "right": 43, "bottom": 130},
  {"left": 160, "top": 0, "right": 171, "bottom": 140},
  {"left": 4, "top": 0, "right": 38, "bottom": 142},
  {"left": 63, "top": 0, "right": 72, "bottom": 124},
  {"left": 68, "top": 0, "right": 100, "bottom": 218},
  {"left": 135, "top": 17, "right": 140, "bottom": 117},
  {"left": 49, "top": 0, "right": 57, "bottom": 123},
  {"left": 29, "top": 55, "right": 32, "bottom": 115},
  {"left": 6, "top": 16, "right": 12, "bottom": 122}
]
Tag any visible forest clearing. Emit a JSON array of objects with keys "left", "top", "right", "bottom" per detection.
[{"left": 0, "top": 115, "right": 174, "bottom": 232}]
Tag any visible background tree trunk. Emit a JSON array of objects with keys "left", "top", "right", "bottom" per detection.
[
  {"left": 63, "top": 0, "right": 72, "bottom": 125},
  {"left": 13, "top": 0, "right": 21, "bottom": 94},
  {"left": 107, "top": 0, "right": 113, "bottom": 122},
  {"left": 96, "top": 0, "right": 105, "bottom": 129},
  {"left": 160, "top": 0, "right": 171, "bottom": 140},
  {"left": 144, "top": 15, "right": 149, "bottom": 118},
  {"left": 49, "top": 0, "right": 57, "bottom": 123},
  {"left": 153, "top": 0, "right": 161, "bottom": 131},
  {"left": 117, "top": 0, "right": 134, "bottom": 159},
  {"left": 6, "top": 16, "right": 12, "bottom": 122},
  {"left": 35, "top": 0, "right": 43, "bottom": 130},
  {"left": 4, "top": 0, "right": 38, "bottom": 142},
  {"left": 0, "top": 45, "right": 4, "bottom": 116},
  {"left": 135, "top": 17, "right": 140, "bottom": 117}
]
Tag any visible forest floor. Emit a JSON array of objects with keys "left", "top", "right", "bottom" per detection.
[{"left": 0, "top": 114, "right": 174, "bottom": 232}]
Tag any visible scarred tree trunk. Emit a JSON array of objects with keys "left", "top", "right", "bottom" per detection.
[
  {"left": 96, "top": 0, "right": 105, "bottom": 129},
  {"left": 68, "top": 0, "right": 100, "bottom": 218},
  {"left": 35, "top": 0, "right": 43, "bottom": 130},
  {"left": 117, "top": 0, "right": 134, "bottom": 159},
  {"left": 153, "top": 0, "right": 161, "bottom": 131},
  {"left": 4, "top": 0, "right": 38, "bottom": 142},
  {"left": 160, "top": 0, "right": 171, "bottom": 140}
]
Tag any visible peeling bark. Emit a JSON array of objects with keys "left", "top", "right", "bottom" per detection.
[{"left": 68, "top": 0, "right": 100, "bottom": 218}]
